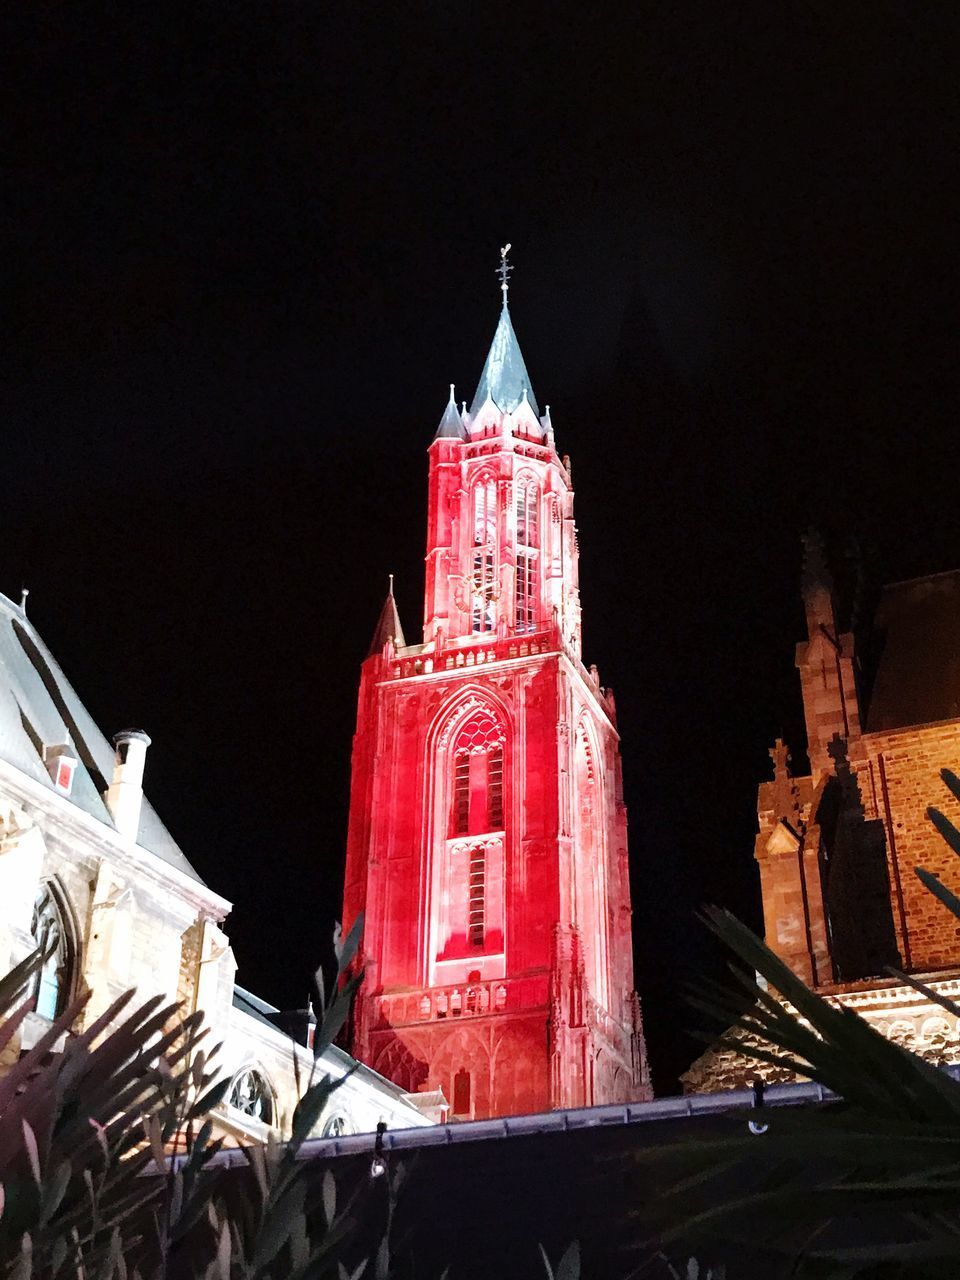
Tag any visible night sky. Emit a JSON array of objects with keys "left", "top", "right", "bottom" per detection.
[{"left": 6, "top": 5, "right": 959, "bottom": 1090}]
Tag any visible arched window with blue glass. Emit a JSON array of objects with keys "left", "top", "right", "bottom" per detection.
[{"left": 30, "top": 881, "right": 76, "bottom": 1021}]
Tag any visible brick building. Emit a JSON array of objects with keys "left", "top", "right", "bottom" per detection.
[{"left": 685, "top": 536, "right": 960, "bottom": 1091}]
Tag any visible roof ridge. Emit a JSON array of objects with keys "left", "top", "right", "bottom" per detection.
[{"left": 882, "top": 567, "right": 960, "bottom": 591}]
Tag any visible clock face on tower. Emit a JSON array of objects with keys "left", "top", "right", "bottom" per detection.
[{"left": 452, "top": 566, "right": 502, "bottom": 615}]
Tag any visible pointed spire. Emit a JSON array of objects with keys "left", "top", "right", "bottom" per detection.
[
  {"left": 470, "top": 246, "right": 540, "bottom": 418},
  {"left": 434, "top": 383, "right": 466, "bottom": 440},
  {"left": 368, "top": 575, "right": 406, "bottom": 656},
  {"left": 801, "top": 525, "right": 837, "bottom": 638}
]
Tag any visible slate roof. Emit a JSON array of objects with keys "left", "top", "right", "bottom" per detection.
[
  {"left": 469, "top": 302, "right": 540, "bottom": 418},
  {"left": 865, "top": 570, "right": 960, "bottom": 732},
  {"left": 207, "top": 1080, "right": 841, "bottom": 1279},
  {"left": 0, "top": 590, "right": 204, "bottom": 883},
  {"left": 231, "top": 986, "right": 422, "bottom": 1101}
]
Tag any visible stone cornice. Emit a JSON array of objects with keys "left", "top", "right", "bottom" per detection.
[{"left": 0, "top": 758, "right": 231, "bottom": 920}]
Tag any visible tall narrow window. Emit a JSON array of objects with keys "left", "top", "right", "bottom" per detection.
[
  {"left": 472, "top": 479, "right": 497, "bottom": 633},
  {"left": 30, "top": 883, "right": 73, "bottom": 1021},
  {"left": 515, "top": 480, "right": 539, "bottom": 633},
  {"left": 468, "top": 845, "right": 486, "bottom": 946},
  {"left": 452, "top": 754, "right": 470, "bottom": 835},
  {"left": 228, "top": 1068, "right": 274, "bottom": 1125},
  {"left": 487, "top": 746, "right": 504, "bottom": 830},
  {"left": 515, "top": 554, "right": 536, "bottom": 634},
  {"left": 453, "top": 1068, "right": 472, "bottom": 1116},
  {"left": 516, "top": 481, "right": 539, "bottom": 547}
]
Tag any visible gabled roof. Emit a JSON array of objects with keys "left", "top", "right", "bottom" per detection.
[
  {"left": 469, "top": 303, "right": 539, "bottom": 418},
  {"left": 0, "top": 591, "right": 204, "bottom": 883},
  {"left": 367, "top": 581, "right": 406, "bottom": 656}
]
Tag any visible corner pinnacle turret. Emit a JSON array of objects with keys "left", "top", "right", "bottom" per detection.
[
  {"left": 367, "top": 575, "right": 406, "bottom": 656},
  {"left": 434, "top": 384, "right": 466, "bottom": 440}
]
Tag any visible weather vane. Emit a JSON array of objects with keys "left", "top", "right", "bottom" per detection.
[{"left": 497, "top": 243, "right": 512, "bottom": 302}]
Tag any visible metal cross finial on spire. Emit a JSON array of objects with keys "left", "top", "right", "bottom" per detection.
[{"left": 497, "top": 243, "right": 512, "bottom": 304}]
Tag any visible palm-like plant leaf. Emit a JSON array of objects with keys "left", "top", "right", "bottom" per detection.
[
  {"left": 0, "top": 930, "right": 389, "bottom": 1280},
  {"left": 629, "top": 809, "right": 960, "bottom": 1280}
]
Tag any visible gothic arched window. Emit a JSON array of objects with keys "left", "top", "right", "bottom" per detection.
[
  {"left": 228, "top": 1068, "right": 274, "bottom": 1126},
  {"left": 434, "top": 702, "right": 508, "bottom": 965},
  {"left": 450, "top": 710, "right": 505, "bottom": 837},
  {"left": 515, "top": 478, "right": 539, "bottom": 633},
  {"left": 322, "top": 1113, "right": 353, "bottom": 1138},
  {"left": 30, "top": 882, "right": 75, "bottom": 1021},
  {"left": 471, "top": 478, "right": 498, "bottom": 633}
]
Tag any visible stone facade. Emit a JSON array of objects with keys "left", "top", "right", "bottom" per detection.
[
  {"left": 683, "top": 973, "right": 960, "bottom": 1094},
  {"left": 685, "top": 542, "right": 960, "bottom": 1092},
  {"left": 342, "top": 287, "right": 650, "bottom": 1118},
  {"left": 0, "top": 590, "right": 432, "bottom": 1140}
]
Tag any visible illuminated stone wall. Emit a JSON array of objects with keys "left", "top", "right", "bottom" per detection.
[
  {"left": 857, "top": 724, "right": 960, "bottom": 971},
  {"left": 687, "top": 548, "right": 960, "bottom": 1093},
  {"left": 342, "top": 315, "right": 650, "bottom": 1118},
  {"left": 754, "top": 561, "right": 960, "bottom": 985}
]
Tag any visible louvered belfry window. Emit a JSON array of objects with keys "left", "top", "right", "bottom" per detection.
[
  {"left": 515, "top": 479, "right": 539, "bottom": 633},
  {"left": 468, "top": 845, "right": 486, "bottom": 947},
  {"left": 487, "top": 746, "right": 504, "bottom": 829},
  {"left": 472, "top": 479, "right": 497, "bottom": 633}
]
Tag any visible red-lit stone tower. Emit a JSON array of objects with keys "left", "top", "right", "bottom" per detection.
[{"left": 343, "top": 253, "right": 650, "bottom": 1118}]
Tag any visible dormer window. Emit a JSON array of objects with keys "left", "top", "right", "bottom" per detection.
[{"left": 43, "top": 743, "right": 77, "bottom": 796}]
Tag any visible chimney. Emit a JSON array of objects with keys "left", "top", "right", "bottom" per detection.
[{"left": 105, "top": 729, "right": 151, "bottom": 841}]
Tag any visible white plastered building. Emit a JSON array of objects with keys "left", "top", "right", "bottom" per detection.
[{"left": 0, "top": 589, "right": 435, "bottom": 1141}]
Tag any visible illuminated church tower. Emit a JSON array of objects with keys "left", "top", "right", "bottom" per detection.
[{"left": 342, "top": 252, "right": 650, "bottom": 1118}]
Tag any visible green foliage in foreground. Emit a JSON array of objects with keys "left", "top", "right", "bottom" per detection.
[
  {"left": 13, "top": 769, "right": 960, "bottom": 1279},
  {"left": 627, "top": 768, "right": 960, "bottom": 1278},
  {"left": 0, "top": 920, "right": 375, "bottom": 1280}
]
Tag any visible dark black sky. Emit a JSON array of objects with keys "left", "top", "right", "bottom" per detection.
[{"left": 4, "top": 3, "right": 959, "bottom": 1090}]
